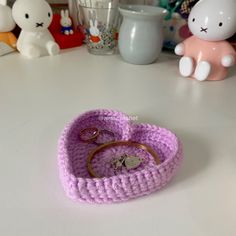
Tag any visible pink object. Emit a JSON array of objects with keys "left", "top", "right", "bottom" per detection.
[
  {"left": 182, "top": 36, "right": 236, "bottom": 81},
  {"left": 175, "top": 0, "right": 236, "bottom": 81},
  {"left": 58, "top": 109, "right": 183, "bottom": 204},
  {"left": 179, "top": 24, "right": 192, "bottom": 39}
]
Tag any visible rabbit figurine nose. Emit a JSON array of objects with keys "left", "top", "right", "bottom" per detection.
[
  {"left": 36, "top": 22, "right": 44, "bottom": 28},
  {"left": 200, "top": 27, "right": 208, "bottom": 33}
]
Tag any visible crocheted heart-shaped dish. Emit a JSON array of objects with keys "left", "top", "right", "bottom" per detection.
[{"left": 58, "top": 109, "right": 183, "bottom": 204}]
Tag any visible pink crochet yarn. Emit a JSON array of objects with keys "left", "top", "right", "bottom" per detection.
[{"left": 58, "top": 109, "right": 183, "bottom": 204}]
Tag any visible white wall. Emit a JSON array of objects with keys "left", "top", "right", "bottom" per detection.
[
  {"left": 47, "top": 0, "right": 68, "bottom": 2},
  {"left": 8, "top": 0, "right": 68, "bottom": 4}
]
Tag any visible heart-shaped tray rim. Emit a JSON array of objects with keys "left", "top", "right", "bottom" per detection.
[{"left": 58, "top": 109, "right": 181, "bottom": 181}]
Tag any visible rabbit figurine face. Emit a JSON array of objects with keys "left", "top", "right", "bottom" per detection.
[
  {"left": 188, "top": 0, "right": 236, "bottom": 41},
  {"left": 0, "top": 0, "right": 16, "bottom": 32},
  {"left": 12, "top": 0, "right": 53, "bottom": 32}
]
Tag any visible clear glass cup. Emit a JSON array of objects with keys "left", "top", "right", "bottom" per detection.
[{"left": 80, "top": 3, "right": 121, "bottom": 55}]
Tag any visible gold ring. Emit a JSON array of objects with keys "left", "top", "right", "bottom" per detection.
[
  {"left": 94, "top": 129, "right": 115, "bottom": 145},
  {"left": 79, "top": 127, "right": 100, "bottom": 143},
  {"left": 87, "top": 141, "right": 161, "bottom": 178}
]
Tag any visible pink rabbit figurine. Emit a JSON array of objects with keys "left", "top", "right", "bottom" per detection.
[{"left": 175, "top": 0, "right": 236, "bottom": 81}]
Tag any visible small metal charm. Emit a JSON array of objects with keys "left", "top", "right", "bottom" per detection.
[
  {"left": 111, "top": 156, "right": 125, "bottom": 170},
  {"left": 111, "top": 154, "right": 142, "bottom": 170},
  {"left": 124, "top": 156, "right": 142, "bottom": 170}
]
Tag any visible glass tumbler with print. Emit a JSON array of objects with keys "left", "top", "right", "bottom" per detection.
[{"left": 80, "top": 3, "right": 121, "bottom": 55}]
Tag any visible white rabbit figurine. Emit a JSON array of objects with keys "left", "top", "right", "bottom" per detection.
[
  {"left": 12, "top": 0, "right": 60, "bottom": 59},
  {"left": 0, "top": 0, "right": 17, "bottom": 56},
  {"left": 60, "top": 9, "right": 74, "bottom": 35},
  {"left": 89, "top": 19, "right": 100, "bottom": 43},
  {"left": 175, "top": 0, "right": 236, "bottom": 81}
]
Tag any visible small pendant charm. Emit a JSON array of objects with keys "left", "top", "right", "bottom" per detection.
[
  {"left": 111, "top": 154, "right": 142, "bottom": 171},
  {"left": 124, "top": 156, "right": 142, "bottom": 170},
  {"left": 111, "top": 157, "right": 125, "bottom": 170}
]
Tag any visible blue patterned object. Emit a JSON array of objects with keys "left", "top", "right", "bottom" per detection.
[{"left": 160, "top": 0, "right": 199, "bottom": 49}]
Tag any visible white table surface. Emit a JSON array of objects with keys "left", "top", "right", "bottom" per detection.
[{"left": 0, "top": 46, "right": 236, "bottom": 236}]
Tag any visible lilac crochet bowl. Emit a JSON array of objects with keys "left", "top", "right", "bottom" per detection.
[{"left": 58, "top": 109, "right": 183, "bottom": 204}]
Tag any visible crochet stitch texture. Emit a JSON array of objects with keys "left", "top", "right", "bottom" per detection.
[{"left": 58, "top": 109, "right": 183, "bottom": 204}]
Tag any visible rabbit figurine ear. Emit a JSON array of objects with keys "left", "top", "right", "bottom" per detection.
[
  {"left": 94, "top": 19, "right": 98, "bottom": 28},
  {"left": 0, "top": 0, "right": 7, "bottom": 6},
  {"left": 65, "top": 9, "right": 69, "bottom": 17},
  {"left": 89, "top": 19, "right": 93, "bottom": 27},
  {"left": 61, "top": 10, "right": 65, "bottom": 18}
]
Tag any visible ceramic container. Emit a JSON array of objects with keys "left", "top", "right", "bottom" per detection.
[{"left": 118, "top": 5, "right": 167, "bottom": 65}]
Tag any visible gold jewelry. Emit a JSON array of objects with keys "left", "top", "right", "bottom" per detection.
[
  {"left": 87, "top": 141, "right": 161, "bottom": 178},
  {"left": 94, "top": 129, "right": 115, "bottom": 145},
  {"left": 79, "top": 127, "right": 115, "bottom": 144},
  {"left": 79, "top": 127, "right": 100, "bottom": 143}
]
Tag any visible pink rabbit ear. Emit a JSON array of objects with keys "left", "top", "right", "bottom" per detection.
[
  {"left": 0, "top": 0, "right": 7, "bottom": 6},
  {"left": 65, "top": 10, "right": 69, "bottom": 17}
]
